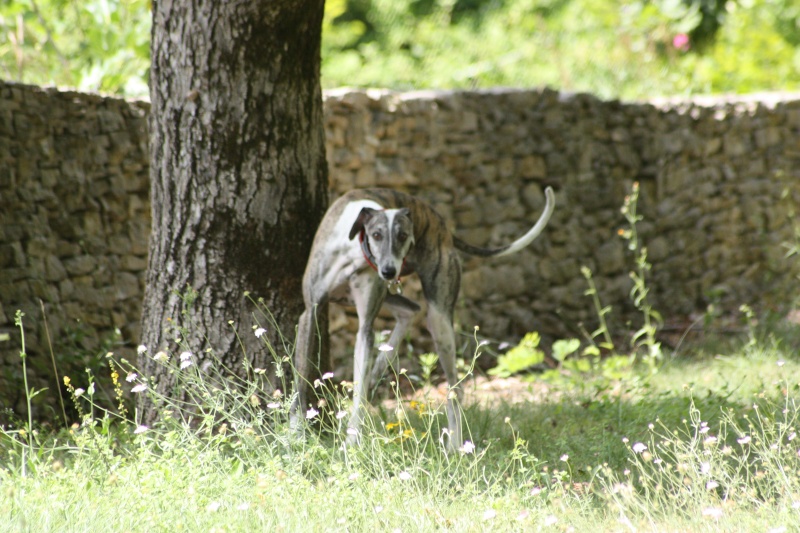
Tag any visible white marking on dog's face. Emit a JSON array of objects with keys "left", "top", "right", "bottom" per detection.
[{"left": 363, "top": 208, "right": 414, "bottom": 280}]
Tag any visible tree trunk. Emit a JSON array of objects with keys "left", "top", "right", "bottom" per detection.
[{"left": 139, "top": 0, "right": 328, "bottom": 422}]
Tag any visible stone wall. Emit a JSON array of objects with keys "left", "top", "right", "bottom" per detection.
[
  {"left": 322, "top": 88, "right": 800, "bottom": 358},
  {"left": 0, "top": 82, "right": 150, "bottom": 415},
  {"left": 2, "top": 81, "right": 799, "bottom": 416}
]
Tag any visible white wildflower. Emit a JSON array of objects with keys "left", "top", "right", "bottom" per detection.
[
  {"left": 254, "top": 327, "right": 267, "bottom": 338},
  {"left": 131, "top": 383, "right": 147, "bottom": 393},
  {"left": 126, "top": 372, "right": 138, "bottom": 382},
  {"left": 702, "top": 507, "right": 723, "bottom": 519},
  {"left": 460, "top": 441, "right": 476, "bottom": 454},
  {"left": 137, "top": 344, "right": 147, "bottom": 354},
  {"left": 134, "top": 425, "right": 148, "bottom": 435},
  {"left": 632, "top": 442, "right": 647, "bottom": 453},
  {"left": 306, "top": 407, "right": 319, "bottom": 419},
  {"left": 397, "top": 471, "right": 412, "bottom": 481}
]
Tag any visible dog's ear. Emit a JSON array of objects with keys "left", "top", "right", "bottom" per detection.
[
  {"left": 349, "top": 207, "right": 377, "bottom": 240},
  {"left": 397, "top": 207, "right": 411, "bottom": 221}
]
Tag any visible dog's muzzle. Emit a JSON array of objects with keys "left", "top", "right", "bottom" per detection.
[{"left": 380, "top": 266, "right": 397, "bottom": 280}]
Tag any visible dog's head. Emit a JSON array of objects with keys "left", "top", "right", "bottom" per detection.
[{"left": 349, "top": 207, "right": 415, "bottom": 280}]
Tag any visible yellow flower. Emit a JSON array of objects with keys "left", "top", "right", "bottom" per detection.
[{"left": 63, "top": 376, "right": 71, "bottom": 386}]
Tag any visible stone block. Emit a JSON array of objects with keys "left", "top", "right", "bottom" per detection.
[
  {"left": 115, "top": 272, "right": 140, "bottom": 300},
  {"left": 120, "top": 255, "right": 148, "bottom": 272},
  {"left": 518, "top": 156, "right": 546, "bottom": 179},
  {"left": 595, "top": 240, "right": 625, "bottom": 275},
  {"left": 30, "top": 280, "right": 59, "bottom": 303},
  {"left": 0, "top": 282, "right": 31, "bottom": 302},
  {"left": 72, "top": 286, "right": 113, "bottom": 308},
  {"left": 64, "top": 255, "right": 96, "bottom": 276},
  {"left": 44, "top": 256, "right": 67, "bottom": 282}
]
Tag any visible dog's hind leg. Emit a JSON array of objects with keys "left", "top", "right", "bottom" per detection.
[
  {"left": 427, "top": 302, "right": 463, "bottom": 451},
  {"left": 291, "top": 303, "right": 321, "bottom": 431},
  {"left": 369, "top": 294, "right": 421, "bottom": 391},
  {"left": 420, "top": 251, "right": 464, "bottom": 451},
  {"left": 346, "top": 271, "right": 387, "bottom": 445}
]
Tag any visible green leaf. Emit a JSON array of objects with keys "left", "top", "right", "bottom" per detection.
[
  {"left": 489, "top": 332, "right": 544, "bottom": 377},
  {"left": 552, "top": 338, "right": 581, "bottom": 362},
  {"left": 563, "top": 358, "right": 591, "bottom": 373},
  {"left": 582, "top": 345, "right": 601, "bottom": 357}
]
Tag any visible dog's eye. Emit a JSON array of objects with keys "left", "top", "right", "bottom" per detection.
[
  {"left": 371, "top": 232, "right": 383, "bottom": 241},
  {"left": 398, "top": 232, "right": 408, "bottom": 243}
]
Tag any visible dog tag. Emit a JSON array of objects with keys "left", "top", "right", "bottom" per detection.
[{"left": 387, "top": 279, "right": 403, "bottom": 295}]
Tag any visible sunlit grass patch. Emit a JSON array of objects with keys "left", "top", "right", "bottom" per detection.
[{"left": 2, "top": 312, "right": 800, "bottom": 531}]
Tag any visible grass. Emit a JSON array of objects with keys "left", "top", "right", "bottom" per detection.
[
  {"left": 2, "top": 323, "right": 800, "bottom": 532},
  {"left": 6, "top": 181, "right": 798, "bottom": 531}
]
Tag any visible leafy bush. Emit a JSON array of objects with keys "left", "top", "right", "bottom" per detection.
[{"left": 2, "top": 0, "right": 800, "bottom": 98}]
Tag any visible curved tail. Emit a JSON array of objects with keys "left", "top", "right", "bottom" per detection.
[{"left": 453, "top": 186, "right": 556, "bottom": 258}]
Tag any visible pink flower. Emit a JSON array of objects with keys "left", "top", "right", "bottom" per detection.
[{"left": 673, "top": 33, "right": 690, "bottom": 51}]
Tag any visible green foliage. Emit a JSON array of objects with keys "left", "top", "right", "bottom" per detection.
[
  {"left": 551, "top": 338, "right": 580, "bottom": 362},
  {"left": 0, "top": 0, "right": 150, "bottom": 96},
  {"left": 321, "top": 0, "right": 800, "bottom": 99},
  {"left": 619, "top": 182, "right": 663, "bottom": 367},
  {"left": 488, "top": 331, "right": 544, "bottom": 377},
  {"left": 2, "top": 0, "right": 800, "bottom": 98}
]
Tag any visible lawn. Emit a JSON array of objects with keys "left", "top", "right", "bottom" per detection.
[{"left": 2, "top": 326, "right": 800, "bottom": 532}]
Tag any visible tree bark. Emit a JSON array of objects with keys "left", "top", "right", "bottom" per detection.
[{"left": 139, "top": 0, "right": 328, "bottom": 421}]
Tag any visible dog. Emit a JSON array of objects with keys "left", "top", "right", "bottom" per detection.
[{"left": 293, "top": 186, "right": 555, "bottom": 449}]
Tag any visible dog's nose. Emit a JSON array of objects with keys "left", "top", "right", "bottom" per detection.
[{"left": 380, "top": 266, "right": 397, "bottom": 280}]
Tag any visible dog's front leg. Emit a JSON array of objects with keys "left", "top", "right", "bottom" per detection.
[
  {"left": 346, "top": 271, "right": 386, "bottom": 445},
  {"left": 370, "top": 294, "right": 421, "bottom": 391}
]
